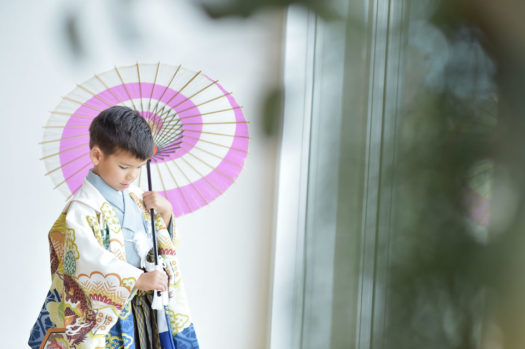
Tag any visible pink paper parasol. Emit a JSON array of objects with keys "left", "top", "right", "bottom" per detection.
[{"left": 41, "top": 63, "right": 249, "bottom": 217}]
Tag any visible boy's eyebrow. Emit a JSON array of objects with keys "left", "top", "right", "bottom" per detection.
[{"left": 119, "top": 161, "right": 147, "bottom": 167}]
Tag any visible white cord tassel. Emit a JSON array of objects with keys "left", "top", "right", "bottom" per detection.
[
  {"left": 135, "top": 229, "right": 153, "bottom": 268},
  {"left": 145, "top": 259, "right": 169, "bottom": 310}
]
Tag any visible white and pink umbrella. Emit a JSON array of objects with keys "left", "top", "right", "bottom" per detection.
[{"left": 41, "top": 62, "right": 249, "bottom": 217}]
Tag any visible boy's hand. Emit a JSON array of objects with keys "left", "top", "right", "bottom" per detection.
[
  {"left": 135, "top": 270, "right": 168, "bottom": 291},
  {"left": 143, "top": 191, "right": 173, "bottom": 226}
]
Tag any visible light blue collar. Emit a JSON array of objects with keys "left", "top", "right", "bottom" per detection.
[{"left": 86, "top": 169, "right": 125, "bottom": 212}]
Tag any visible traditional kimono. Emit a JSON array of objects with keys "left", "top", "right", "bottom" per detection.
[{"left": 29, "top": 176, "right": 199, "bottom": 349}]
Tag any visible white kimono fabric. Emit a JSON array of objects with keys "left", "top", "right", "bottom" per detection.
[{"left": 29, "top": 179, "right": 198, "bottom": 348}]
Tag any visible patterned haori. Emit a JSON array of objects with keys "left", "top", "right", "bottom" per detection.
[{"left": 29, "top": 179, "right": 199, "bottom": 348}]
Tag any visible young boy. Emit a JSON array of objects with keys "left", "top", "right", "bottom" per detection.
[{"left": 29, "top": 106, "right": 199, "bottom": 348}]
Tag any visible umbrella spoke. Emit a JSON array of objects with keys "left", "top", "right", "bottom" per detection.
[
  {"left": 43, "top": 125, "right": 90, "bottom": 129},
  {"left": 45, "top": 151, "right": 90, "bottom": 176},
  {"left": 76, "top": 84, "right": 114, "bottom": 108},
  {"left": 40, "top": 143, "right": 89, "bottom": 160},
  {"left": 166, "top": 161, "right": 208, "bottom": 205},
  {"left": 50, "top": 111, "right": 95, "bottom": 119},
  {"left": 183, "top": 121, "right": 249, "bottom": 126},
  {"left": 136, "top": 63, "right": 144, "bottom": 114},
  {"left": 155, "top": 117, "right": 183, "bottom": 146},
  {"left": 138, "top": 165, "right": 143, "bottom": 188},
  {"left": 151, "top": 65, "right": 181, "bottom": 117},
  {"left": 179, "top": 156, "right": 223, "bottom": 195},
  {"left": 67, "top": 183, "right": 83, "bottom": 201},
  {"left": 63, "top": 96, "right": 102, "bottom": 112},
  {"left": 153, "top": 92, "right": 235, "bottom": 135},
  {"left": 53, "top": 161, "right": 91, "bottom": 189},
  {"left": 181, "top": 140, "right": 242, "bottom": 168},
  {"left": 151, "top": 70, "right": 202, "bottom": 139},
  {"left": 179, "top": 106, "right": 243, "bottom": 121},
  {"left": 165, "top": 161, "right": 192, "bottom": 212},
  {"left": 114, "top": 66, "right": 138, "bottom": 111},
  {"left": 154, "top": 162, "right": 169, "bottom": 199},
  {"left": 95, "top": 74, "right": 125, "bottom": 106},
  {"left": 183, "top": 129, "right": 250, "bottom": 139},
  {"left": 151, "top": 105, "right": 172, "bottom": 138},
  {"left": 40, "top": 134, "right": 88, "bottom": 144},
  {"left": 183, "top": 149, "right": 235, "bottom": 183},
  {"left": 147, "top": 62, "right": 161, "bottom": 113},
  {"left": 183, "top": 134, "right": 248, "bottom": 153},
  {"left": 164, "top": 70, "right": 201, "bottom": 107},
  {"left": 171, "top": 80, "right": 218, "bottom": 109},
  {"left": 176, "top": 92, "right": 233, "bottom": 114}
]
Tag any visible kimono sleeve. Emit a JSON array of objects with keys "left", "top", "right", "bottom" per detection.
[{"left": 61, "top": 201, "right": 143, "bottom": 341}]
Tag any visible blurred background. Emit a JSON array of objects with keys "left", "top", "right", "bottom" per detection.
[{"left": 3, "top": 0, "right": 525, "bottom": 348}]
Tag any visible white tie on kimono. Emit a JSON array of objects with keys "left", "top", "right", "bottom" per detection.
[{"left": 144, "top": 259, "right": 170, "bottom": 333}]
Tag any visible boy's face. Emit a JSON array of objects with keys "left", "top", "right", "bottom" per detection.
[{"left": 89, "top": 146, "right": 148, "bottom": 191}]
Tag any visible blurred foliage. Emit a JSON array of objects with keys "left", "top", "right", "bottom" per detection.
[
  {"left": 63, "top": 9, "right": 84, "bottom": 58},
  {"left": 261, "top": 86, "right": 284, "bottom": 136},
  {"left": 388, "top": 0, "right": 525, "bottom": 348},
  {"left": 197, "top": 0, "right": 337, "bottom": 20}
]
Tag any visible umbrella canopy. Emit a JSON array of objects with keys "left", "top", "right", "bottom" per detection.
[{"left": 42, "top": 63, "right": 249, "bottom": 217}]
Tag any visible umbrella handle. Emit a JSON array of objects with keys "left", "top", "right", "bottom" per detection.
[
  {"left": 146, "top": 160, "right": 161, "bottom": 301},
  {"left": 146, "top": 160, "right": 159, "bottom": 266}
]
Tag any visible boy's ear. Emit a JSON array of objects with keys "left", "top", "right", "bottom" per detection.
[{"left": 89, "top": 146, "right": 103, "bottom": 166}]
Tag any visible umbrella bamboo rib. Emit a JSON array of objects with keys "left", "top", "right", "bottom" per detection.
[
  {"left": 67, "top": 183, "right": 83, "bottom": 201},
  {"left": 40, "top": 134, "right": 88, "bottom": 145},
  {"left": 183, "top": 134, "right": 248, "bottom": 153},
  {"left": 151, "top": 65, "right": 181, "bottom": 117},
  {"left": 164, "top": 161, "right": 192, "bottom": 212},
  {"left": 181, "top": 140, "right": 242, "bottom": 168},
  {"left": 50, "top": 111, "right": 95, "bottom": 119},
  {"left": 95, "top": 74, "right": 124, "bottom": 105},
  {"left": 151, "top": 69, "right": 201, "bottom": 138},
  {"left": 155, "top": 118, "right": 182, "bottom": 146},
  {"left": 40, "top": 143, "right": 89, "bottom": 160},
  {"left": 179, "top": 156, "right": 223, "bottom": 195},
  {"left": 43, "top": 125, "right": 90, "bottom": 129},
  {"left": 114, "top": 66, "right": 138, "bottom": 111},
  {"left": 151, "top": 105, "right": 172, "bottom": 138},
  {"left": 155, "top": 95, "right": 237, "bottom": 123},
  {"left": 171, "top": 80, "right": 218, "bottom": 110},
  {"left": 179, "top": 106, "right": 243, "bottom": 121},
  {"left": 183, "top": 121, "right": 249, "bottom": 126},
  {"left": 76, "top": 84, "right": 114, "bottom": 107},
  {"left": 136, "top": 63, "right": 144, "bottom": 114},
  {"left": 54, "top": 161, "right": 91, "bottom": 189},
  {"left": 183, "top": 149, "right": 235, "bottom": 183},
  {"left": 148, "top": 62, "right": 161, "bottom": 113},
  {"left": 63, "top": 96, "right": 102, "bottom": 112},
  {"left": 165, "top": 161, "right": 208, "bottom": 205},
  {"left": 155, "top": 162, "right": 169, "bottom": 199},
  {"left": 183, "top": 129, "right": 250, "bottom": 139},
  {"left": 164, "top": 70, "right": 201, "bottom": 107},
  {"left": 176, "top": 92, "right": 232, "bottom": 115},
  {"left": 45, "top": 151, "right": 90, "bottom": 176}
]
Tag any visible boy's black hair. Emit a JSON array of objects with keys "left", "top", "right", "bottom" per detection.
[{"left": 89, "top": 106, "right": 154, "bottom": 160}]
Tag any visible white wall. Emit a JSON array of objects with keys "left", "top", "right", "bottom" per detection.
[{"left": 0, "top": 1, "right": 283, "bottom": 347}]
